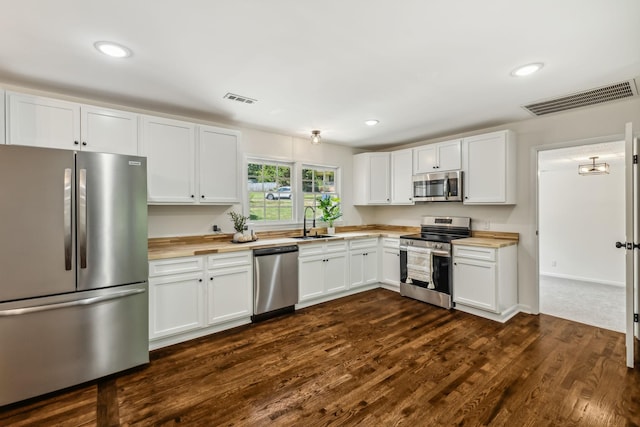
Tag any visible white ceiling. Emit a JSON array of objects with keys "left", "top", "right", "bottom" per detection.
[{"left": 1, "top": 0, "right": 639, "bottom": 148}]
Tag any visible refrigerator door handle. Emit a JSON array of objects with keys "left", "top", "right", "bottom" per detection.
[
  {"left": 64, "top": 168, "right": 72, "bottom": 271},
  {"left": 0, "top": 288, "right": 146, "bottom": 317},
  {"left": 79, "top": 168, "right": 87, "bottom": 269}
]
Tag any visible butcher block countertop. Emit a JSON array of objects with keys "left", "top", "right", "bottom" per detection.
[
  {"left": 452, "top": 231, "right": 519, "bottom": 249},
  {"left": 148, "top": 225, "right": 418, "bottom": 260}
]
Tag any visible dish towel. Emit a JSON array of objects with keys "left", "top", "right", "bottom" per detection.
[{"left": 406, "top": 246, "right": 434, "bottom": 288}]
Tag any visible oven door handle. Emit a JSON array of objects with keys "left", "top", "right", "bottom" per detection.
[{"left": 431, "top": 250, "right": 450, "bottom": 257}]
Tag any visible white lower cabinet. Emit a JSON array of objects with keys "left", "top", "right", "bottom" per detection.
[
  {"left": 149, "top": 270, "right": 205, "bottom": 340},
  {"left": 298, "top": 241, "right": 348, "bottom": 304},
  {"left": 349, "top": 238, "right": 379, "bottom": 289},
  {"left": 452, "top": 244, "right": 518, "bottom": 322},
  {"left": 148, "top": 251, "right": 252, "bottom": 349},
  {"left": 380, "top": 238, "right": 401, "bottom": 290}
]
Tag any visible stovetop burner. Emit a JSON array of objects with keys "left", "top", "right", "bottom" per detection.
[{"left": 401, "top": 216, "right": 472, "bottom": 243}]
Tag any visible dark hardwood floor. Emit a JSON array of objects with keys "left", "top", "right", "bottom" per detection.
[{"left": 2, "top": 289, "right": 639, "bottom": 426}]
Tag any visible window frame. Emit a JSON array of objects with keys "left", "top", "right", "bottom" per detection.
[
  {"left": 300, "top": 163, "right": 341, "bottom": 223},
  {"left": 246, "top": 157, "right": 296, "bottom": 227}
]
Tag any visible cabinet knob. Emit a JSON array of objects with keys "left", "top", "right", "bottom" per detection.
[
  {"left": 210, "top": 277, "right": 213, "bottom": 280},
  {"left": 82, "top": 141, "right": 87, "bottom": 146},
  {"left": 201, "top": 195, "right": 205, "bottom": 199},
  {"left": 464, "top": 196, "right": 468, "bottom": 199},
  {"left": 191, "top": 195, "right": 195, "bottom": 198},
  {"left": 198, "top": 278, "right": 203, "bottom": 282},
  {"left": 74, "top": 141, "right": 79, "bottom": 145}
]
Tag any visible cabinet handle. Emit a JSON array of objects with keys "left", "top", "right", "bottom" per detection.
[{"left": 74, "top": 141, "right": 79, "bottom": 145}]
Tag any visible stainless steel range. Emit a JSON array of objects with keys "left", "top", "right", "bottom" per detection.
[{"left": 400, "top": 216, "right": 471, "bottom": 309}]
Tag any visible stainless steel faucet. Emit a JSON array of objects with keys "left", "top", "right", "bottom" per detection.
[{"left": 303, "top": 206, "right": 316, "bottom": 237}]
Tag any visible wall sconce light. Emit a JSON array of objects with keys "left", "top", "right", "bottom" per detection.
[
  {"left": 311, "top": 130, "right": 321, "bottom": 145},
  {"left": 578, "top": 156, "right": 610, "bottom": 175}
]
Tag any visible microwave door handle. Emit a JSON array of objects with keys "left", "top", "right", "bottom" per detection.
[{"left": 443, "top": 177, "right": 449, "bottom": 200}]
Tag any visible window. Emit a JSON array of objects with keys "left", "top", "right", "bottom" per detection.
[
  {"left": 302, "top": 166, "right": 339, "bottom": 220},
  {"left": 247, "top": 160, "right": 293, "bottom": 223}
]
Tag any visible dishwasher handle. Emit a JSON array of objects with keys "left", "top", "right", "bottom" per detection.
[{"left": 253, "top": 245, "right": 299, "bottom": 256}]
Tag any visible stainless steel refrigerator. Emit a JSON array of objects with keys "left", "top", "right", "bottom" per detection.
[{"left": 0, "top": 145, "right": 149, "bottom": 406}]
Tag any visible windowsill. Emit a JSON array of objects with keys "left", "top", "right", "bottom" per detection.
[{"left": 249, "top": 220, "right": 344, "bottom": 232}]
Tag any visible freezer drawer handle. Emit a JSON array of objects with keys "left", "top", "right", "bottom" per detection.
[
  {"left": 0, "top": 288, "right": 146, "bottom": 317},
  {"left": 79, "top": 168, "right": 88, "bottom": 268},
  {"left": 64, "top": 168, "right": 72, "bottom": 271}
]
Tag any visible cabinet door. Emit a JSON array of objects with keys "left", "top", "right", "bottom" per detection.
[
  {"left": 325, "top": 252, "right": 348, "bottom": 294},
  {"left": 437, "top": 140, "right": 462, "bottom": 171},
  {"left": 206, "top": 266, "right": 252, "bottom": 325},
  {"left": 299, "top": 257, "right": 325, "bottom": 301},
  {"left": 198, "top": 126, "right": 240, "bottom": 203},
  {"left": 149, "top": 272, "right": 205, "bottom": 339},
  {"left": 141, "top": 116, "right": 196, "bottom": 204},
  {"left": 463, "top": 132, "right": 507, "bottom": 203},
  {"left": 80, "top": 105, "right": 139, "bottom": 155},
  {"left": 368, "top": 153, "right": 391, "bottom": 204},
  {"left": 6, "top": 92, "right": 79, "bottom": 149},
  {"left": 349, "top": 251, "right": 365, "bottom": 288},
  {"left": 381, "top": 247, "right": 400, "bottom": 286},
  {"left": 1, "top": 90, "right": 5, "bottom": 144},
  {"left": 413, "top": 145, "right": 437, "bottom": 174},
  {"left": 391, "top": 149, "right": 414, "bottom": 204},
  {"left": 362, "top": 249, "right": 379, "bottom": 285},
  {"left": 453, "top": 258, "right": 497, "bottom": 312}
]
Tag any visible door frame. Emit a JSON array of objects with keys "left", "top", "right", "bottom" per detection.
[{"left": 532, "top": 133, "right": 628, "bottom": 316}]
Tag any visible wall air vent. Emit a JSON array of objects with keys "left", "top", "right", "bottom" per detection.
[
  {"left": 223, "top": 93, "right": 257, "bottom": 104},
  {"left": 522, "top": 79, "right": 638, "bottom": 116}
]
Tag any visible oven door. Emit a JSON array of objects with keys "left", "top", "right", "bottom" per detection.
[{"left": 430, "top": 251, "right": 451, "bottom": 295}]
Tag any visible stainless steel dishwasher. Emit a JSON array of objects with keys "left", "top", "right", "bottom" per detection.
[{"left": 252, "top": 245, "right": 299, "bottom": 322}]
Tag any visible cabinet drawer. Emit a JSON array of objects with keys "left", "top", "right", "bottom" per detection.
[
  {"left": 206, "top": 251, "right": 251, "bottom": 269},
  {"left": 382, "top": 238, "right": 399, "bottom": 248},
  {"left": 298, "top": 243, "right": 325, "bottom": 257},
  {"left": 149, "top": 256, "right": 204, "bottom": 277},
  {"left": 326, "top": 241, "right": 348, "bottom": 253},
  {"left": 349, "top": 238, "right": 378, "bottom": 250},
  {"left": 453, "top": 246, "right": 496, "bottom": 262}
]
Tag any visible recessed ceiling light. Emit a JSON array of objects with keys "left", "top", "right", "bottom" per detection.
[
  {"left": 365, "top": 119, "right": 379, "bottom": 126},
  {"left": 511, "top": 62, "right": 544, "bottom": 77},
  {"left": 94, "top": 41, "right": 132, "bottom": 58}
]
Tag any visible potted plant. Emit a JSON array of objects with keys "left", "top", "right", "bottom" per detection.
[
  {"left": 228, "top": 211, "right": 249, "bottom": 242},
  {"left": 318, "top": 195, "right": 342, "bottom": 235}
]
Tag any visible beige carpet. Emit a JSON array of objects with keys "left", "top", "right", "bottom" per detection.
[{"left": 539, "top": 275, "right": 625, "bottom": 333}]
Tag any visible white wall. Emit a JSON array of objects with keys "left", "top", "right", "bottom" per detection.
[
  {"left": 538, "top": 159, "right": 625, "bottom": 286},
  {"left": 370, "top": 96, "right": 640, "bottom": 313}
]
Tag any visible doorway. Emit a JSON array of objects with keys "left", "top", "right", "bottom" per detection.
[{"left": 538, "top": 140, "right": 626, "bottom": 332}]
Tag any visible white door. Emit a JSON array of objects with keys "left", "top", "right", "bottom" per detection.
[
  {"left": 623, "top": 122, "right": 637, "bottom": 368},
  {"left": 198, "top": 126, "right": 240, "bottom": 203}
]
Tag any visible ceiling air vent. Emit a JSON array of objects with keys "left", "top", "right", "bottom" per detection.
[
  {"left": 223, "top": 93, "right": 257, "bottom": 105},
  {"left": 523, "top": 79, "right": 638, "bottom": 116}
]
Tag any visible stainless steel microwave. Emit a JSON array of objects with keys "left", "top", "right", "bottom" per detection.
[{"left": 412, "top": 171, "right": 463, "bottom": 202}]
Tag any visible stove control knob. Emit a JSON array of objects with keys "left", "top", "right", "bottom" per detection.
[{"left": 434, "top": 243, "right": 443, "bottom": 250}]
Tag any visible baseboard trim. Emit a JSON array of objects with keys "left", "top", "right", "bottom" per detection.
[{"left": 539, "top": 272, "right": 624, "bottom": 288}]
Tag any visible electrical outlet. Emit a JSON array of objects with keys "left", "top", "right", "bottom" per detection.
[{"left": 213, "top": 225, "right": 220, "bottom": 232}]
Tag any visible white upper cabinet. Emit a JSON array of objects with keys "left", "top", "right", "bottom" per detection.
[
  {"left": 462, "top": 130, "right": 516, "bottom": 205},
  {"left": 413, "top": 139, "right": 461, "bottom": 174},
  {"left": 141, "top": 116, "right": 197, "bottom": 204},
  {"left": 390, "top": 148, "right": 414, "bottom": 205},
  {"left": 6, "top": 92, "right": 139, "bottom": 154},
  {"left": 197, "top": 125, "right": 240, "bottom": 204},
  {"left": 141, "top": 116, "right": 240, "bottom": 205},
  {"left": 80, "top": 105, "right": 139, "bottom": 155},
  {"left": 6, "top": 92, "right": 80, "bottom": 150},
  {"left": 353, "top": 152, "right": 391, "bottom": 205}
]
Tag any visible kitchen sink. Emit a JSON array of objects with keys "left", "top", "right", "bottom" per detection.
[{"left": 292, "top": 234, "right": 334, "bottom": 240}]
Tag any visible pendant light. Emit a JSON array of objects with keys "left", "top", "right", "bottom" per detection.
[
  {"left": 311, "top": 130, "right": 321, "bottom": 145},
  {"left": 578, "top": 156, "right": 610, "bottom": 175}
]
